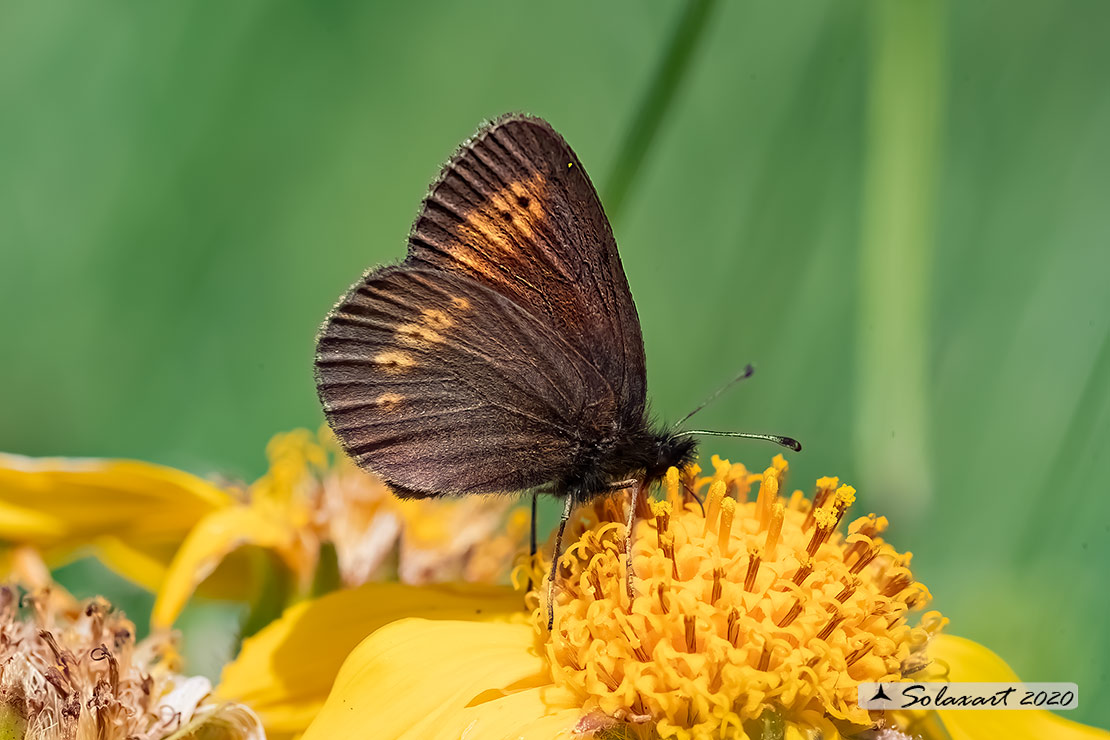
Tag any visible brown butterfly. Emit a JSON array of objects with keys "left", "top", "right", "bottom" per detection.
[{"left": 314, "top": 114, "right": 799, "bottom": 625}]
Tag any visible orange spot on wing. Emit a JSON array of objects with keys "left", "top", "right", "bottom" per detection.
[
  {"left": 375, "top": 393, "right": 404, "bottom": 410},
  {"left": 420, "top": 308, "right": 453, "bottom": 330},
  {"left": 397, "top": 323, "right": 444, "bottom": 345},
  {"left": 451, "top": 172, "right": 547, "bottom": 259},
  {"left": 372, "top": 351, "right": 416, "bottom": 372}
]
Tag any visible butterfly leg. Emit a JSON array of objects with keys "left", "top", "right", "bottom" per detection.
[
  {"left": 526, "top": 492, "right": 538, "bottom": 592},
  {"left": 624, "top": 480, "right": 642, "bottom": 604},
  {"left": 546, "top": 495, "right": 574, "bottom": 631},
  {"left": 682, "top": 479, "right": 706, "bottom": 515}
]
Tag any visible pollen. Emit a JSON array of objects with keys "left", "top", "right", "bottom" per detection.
[{"left": 530, "top": 454, "right": 945, "bottom": 740}]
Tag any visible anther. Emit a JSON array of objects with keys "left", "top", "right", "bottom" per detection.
[
  {"left": 805, "top": 477, "right": 839, "bottom": 530},
  {"left": 660, "top": 532, "right": 679, "bottom": 579},
  {"left": 626, "top": 635, "right": 649, "bottom": 664},
  {"left": 844, "top": 537, "right": 870, "bottom": 564},
  {"left": 587, "top": 568, "right": 604, "bottom": 600},
  {"left": 836, "top": 576, "right": 860, "bottom": 602},
  {"left": 684, "top": 615, "right": 697, "bottom": 653},
  {"left": 703, "top": 481, "right": 726, "bottom": 535},
  {"left": 90, "top": 644, "right": 120, "bottom": 693},
  {"left": 652, "top": 499, "right": 672, "bottom": 536},
  {"left": 830, "top": 485, "right": 856, "bottom": 530},
  {"left": 727, "top": 608, "right": 741, "bottom": 647},
  {"left": 718, "top": 498, "right": 736, "bottom": 556},
  {"left": 39, "top": 631, "right": 73, "bottom": 681},
  {"left": 596, "top": 662, "right": 620, "bottom": 691},
  {"left": 849, "top": 545, "right": 880, "bottom": 575},
  {"left": 44, "top": 667, "right": 70, "bottom": 698},
  {"left": 744, "top": 548, "right": 762, "bottom": 592},
  {"left": 806, "top": 508, "right": 837, "bottom": 556},
  {"left": 711, "top": 567, "right": 723, "bottom": 605},
  {"left": 817, "top": 611, "right": 846, "bottom": 641},
  {"left": 657, "top": 582, "right": 670, "bottom": 614},
  {"left": 883, "top": 573, "right": 912, "bottom": 598},
  {"left": 846, "top": 641, "right": 874, "bottom": 667},
  {"left": 792, "top": 555, "right": 814, "bottom": 586},
  {"left": 776, "top": 598, "right": 804, "bottom": 628},
  {"left": 758, "top": 643, "right": 773, "bottom": 671}
]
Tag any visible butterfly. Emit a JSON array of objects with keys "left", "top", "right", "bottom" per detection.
[{"left": 314, "top": 114, "right": 799, "bottom": 625}]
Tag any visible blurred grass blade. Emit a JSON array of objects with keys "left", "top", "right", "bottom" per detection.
[
  {"left": 1018, "top": 328, "right": 1110, "bottom": 562},
  {"left": 604, "top": 0, "right": 719, "bottom": 223},
  {"left": 854, "top": 0, "right": 945, "bottom": 517}
]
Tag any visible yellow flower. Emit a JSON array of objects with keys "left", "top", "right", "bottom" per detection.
[
  {"left": 0, "top": 585, "right": 264, "bottom": 740},
  {"left": 218, "top": 454, "right": 1109, "bottom": 739},
  {"left": 152, "top": 428, "right": 525, "bottom": 628},
  {"left": 0, "top": 429, "right": 526, "bottom": 630},
  {"left": 0, "top": 451, "right": 237, "bottom": 597}
]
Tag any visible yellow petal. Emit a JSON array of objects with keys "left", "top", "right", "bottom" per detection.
[
  {"left": 931, "top": 635, "right": 1109, "bottom": 740},
  {"left": 94, "top": 536, "right": 173, "bottom": 592},
  {"left": 151, "top": 504, "right": 304, "bottom": 629},
  {"left": 0, "top": 453, "right": 230, "bottom": 549},
  {"left": 301, "top": 617, "right": 568, "bottom": 740},
  {"left": 218, "top": 582, "right": 525, "bottom": 737},
  {"left": 432, "top": 685, "right": 581, "bottom": 740}
]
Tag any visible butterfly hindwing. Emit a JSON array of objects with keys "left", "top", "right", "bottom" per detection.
[
  {"left": 315, "top": 266, "right": 618, "bottom": 496},
  {"left": 405, "top": 114, "right": 647, "bottom": 426}
]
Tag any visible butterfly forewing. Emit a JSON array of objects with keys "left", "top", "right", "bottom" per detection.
[
  {"left": 315, "top": 267, "right": 617, "bottom": 496},
  {"left": 405, "top": 114, "right": 647, "bottom": 426}
]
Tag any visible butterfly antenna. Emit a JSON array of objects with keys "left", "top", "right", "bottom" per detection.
[
  {"left": 675, "top": 429, "right": 802, "bottom": 452},
  {"left": 676, "top": 364, "right": 755, "bottom": 427}
]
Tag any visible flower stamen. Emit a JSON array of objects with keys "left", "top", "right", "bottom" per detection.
[
  {"left": 703, "top": 481, "right": 725, "bottom": 535},
  {"left": 532, "top": 457, "right": 943, "bottom": 739},
  {"left": 804, "top": 476, "right": 839, "bottom": 530},
  {"left": 727, "top": 608, "right": 741, "bottom": 647},
  {"left": 717, "top": 498, "right": 736, "bottom": 556},
  {"left": 765, "top": 502, "right": 785, "bottom": 556},
  {"left": 744, "top": 548, "right": 762, "bottom": 592}
]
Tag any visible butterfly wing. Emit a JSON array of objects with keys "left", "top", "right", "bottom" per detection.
[
  {"left": 315, "top": 267, "right": 616, "bottom": 496},
  {"left": 404, "top": 114, "right": 647, "bottom": 425}
]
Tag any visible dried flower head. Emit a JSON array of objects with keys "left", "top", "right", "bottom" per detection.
[{"left": 0, "top": 587, "right": 263, "bottom": 740}]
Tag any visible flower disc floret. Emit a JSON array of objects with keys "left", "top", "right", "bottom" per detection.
[{"left": 531, "top": 455, "right": 945, "bottom": 740}]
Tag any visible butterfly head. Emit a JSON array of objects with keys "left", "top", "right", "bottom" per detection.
[{"left": 647, "top": 429, "right": 700, "bottom": 482}]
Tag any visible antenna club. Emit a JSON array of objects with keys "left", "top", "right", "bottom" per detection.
[{"left": 676, "top": 429, "right": 803, "bottom": 453}]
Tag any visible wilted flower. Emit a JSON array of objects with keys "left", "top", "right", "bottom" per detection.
[{"left": 0, "top": 586, "right": 263, "bottom": 740}]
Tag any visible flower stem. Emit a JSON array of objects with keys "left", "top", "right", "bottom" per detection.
[
  {"left": 855, "top": 0, "right": 945, "bottom": 516},
  {"left": 603, "top": 0, "right": 719, "bottom": 223}
]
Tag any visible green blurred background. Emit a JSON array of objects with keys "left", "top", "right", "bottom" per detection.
[{"left": 2, "top": 0, "right": 1108, "bottom": 728}]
